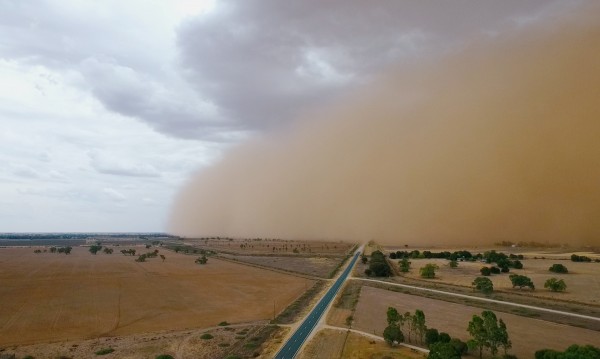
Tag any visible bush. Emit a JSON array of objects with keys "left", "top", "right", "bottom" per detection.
[
  {"left": 480, "top": 266, "right": 492, "bottom": 276},
  {"left": 549, "top": 264, "right": 568, "bottom": 273},
  {"left": 425, "top": 328, "right": 440, "bottom": 347},
  {"left": 200, "top": 333, "right": 214, "bottom": 339},
  {"left": 449, "top": 338, "right": 468, "bottom": 355},
  {"left": 155, "top": 355, "right": 175, "bottom": 359},
  {"left": 95, "top": 348, "right": 114, "bottom": 355},
  {"left": 490, "top": 266, "right": 501, "bottom": 274},
  {"left": 218, "top": 321, "right": 229, "bottom": 326},
  {"left": 544, "top": 278, "right": 567, "bottom": 292}
]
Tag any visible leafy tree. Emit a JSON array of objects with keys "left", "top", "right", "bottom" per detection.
[
  {"left": 467, "top": 314, "right": 486, "bottom": 358},
  {"left": 428, "top": 342, "right": 461, "bottom": 359},
  {"left": 480, "top": 267, "right": 491, "bottom": 276},
  {"left": 449, "top": 260, "right": 458, "bottom": 268},
  {"left": 387, "top": 307, "right": 401, "bottom": 325},
  {"left": 135, "top": 254, "right": 147, "bottom": 262},
  {"left": 468, "top": 310, "right": 511, "bottom": 358},
  {"left": 63, "top": 246, "right": 72, "bottom": 254},
  {"left": 89, "top": 245, "right": 102, "bottom": 255},
  {"left": 50, "top": 247, "right": 57, "bottom": 253},
  {"left": 450, "top": 338, "right": 468, "bottom": 355},
  {"left": 368, "top": 250, "right": 392, "bottom": 276},
  {"left": 413, "top": 309, "right": 427, "bottom": 344},
  {"left": 544, "top": 278, "right": 567, "bottom": 292},
  {"left": 404, "top": 312, "right": 414, "bottom": 343},
  {"left": 425, "top": 328, "right": 440, "bottom": 347},
  {"left": 535, "top": 344, "right": 600, "bottom": 359},
  {"left": 195, "top": 255, "right": 208, "bottom": 264},
  {"left": 570, "top": 254, "right": 592, "bottom": 262},
  {"left": 509, "top": 274, "right": 535, "bottom": 290},
  {"left": 103, "top": 247, "right": 113, "bottom": 254},
  {"left": 399, "top": 258, "right": 411, "bottom": 272},
  {"left": 549, "top": 264, "right": 568, "bottom": 274},
  {"left": 497, "top": 318, "right": 511, "bottom": 355},
  {"left": 439, "top": 332, "right": 451, "bottom": 343},
  {"left": 420, "top": 263, "right": 439, "bottom": 279},
  {"left": 511, "top": 260, "right": 523, "bottom": 269},
  {"left": 490, "top": 266, "right": 501, "bottom": 274},
  {"left": 472, "top": 277, "right": 494, "bottom": 294},
  {"left": 361, "top": 254, "right": 368, "bottom": 264},
  {"left": 383, "top": 324, "right": 404, "bottom": 346}
]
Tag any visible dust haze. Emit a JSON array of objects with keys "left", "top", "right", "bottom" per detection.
[{"left": 170, "top": 4, "right": 600, "bottom": 246}]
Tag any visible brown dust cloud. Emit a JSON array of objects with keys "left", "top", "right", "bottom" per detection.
[{"left": 170, "top": 4, "right": 600, "bottom": 246}]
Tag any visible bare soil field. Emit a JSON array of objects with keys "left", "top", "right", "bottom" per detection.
[
  {"left": 0, "top": 246, "right": 310, "bottom": 347},
  {"left": 353, "top": 286, "right": 600, "bottom": 358},
  {"left": 392, "top": 256, "right": 600, "bottom": 305},
  {"left": 219, "top": 254, "right": 343, "bottom": 278},
  {"left": 179, "top": 238, "right": 355, "bottom": 256}
]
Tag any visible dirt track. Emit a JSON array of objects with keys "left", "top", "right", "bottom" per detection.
[{"left": 0, "top": 246, "right": 310, "bottom": 346}]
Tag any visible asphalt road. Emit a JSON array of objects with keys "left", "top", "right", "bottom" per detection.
[{"left": 274, "top": 250, "right": 361, "bottom": 359}]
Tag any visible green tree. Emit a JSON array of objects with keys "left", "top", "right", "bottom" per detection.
[
  {"left": 544, "top": 278, "right": 567, "bottom": 292},
  {"left": 413, "top": 309, "right": 427, "bottom": 344},
  {"left": 428, "top": 342, "right": 461, "bottom": 359},
  {"left": 387, "top": 307, "right": 401, "bottom": 325},
  {"left": 399, "top": 258, "right": 411, "bottom": 273},
  {"left": 548, "top": 264, "right": 568, "bottom": 274},
  {"left": 468, "top": 310, "right": 511, "bottom": 358},
  {"left": 89, "top": 245, "right": 102, "bottom": 255},
  {"left": 195, "top": 255, "right": 208, "bottom": 264},
  {"left": 509, "top": 274, "right": 535, "bottom": 290},
  {"left": 480, "top": 267, "right": 491, "bottom": 276},
  {"left": 404, "top": 312, "right": 414, "bottom": 343},
  {"left": 49, "top": 246, "right": 57, "bottom": 253},
  {"left": 449, "top": 260, "right": 458, "bottom": 268},
  {"left": 383, "top": 324, "right": 404, "bottom": 346},
  {"left": 472, "top": 277, "right": 494, "bottom": 294},
  {"left": 425, "top": 328, "right": 440, "bottom": 347},
  {"left": 361, "top": 254, "right": 368, "bottom": 264},
  {"left": 420, "top": 263, "right": 439, "bottom": 279}
]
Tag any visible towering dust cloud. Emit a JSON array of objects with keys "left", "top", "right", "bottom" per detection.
[{"left": 170, "top": 5, "right": 600, "bottom": 246}]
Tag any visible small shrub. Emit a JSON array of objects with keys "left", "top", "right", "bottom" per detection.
[
  {"left": 549, "top": 263, "right": 568, "bottom": 273},
  {"left": 218, "top": 321, "right": 229, "bottom": 326},
  {"left": 95, "top": 348, "right": 114, "bottom": 355},
  {"left": 244, "top": 342, "right": 258, "bottom": 349},
  {"left": 155, "top": 355, "right": 175, "bottom": 359},
  {"left": 200, "top": 333, "right": 214, "bottom": 340}
]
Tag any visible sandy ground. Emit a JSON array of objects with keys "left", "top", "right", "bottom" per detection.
[
  {"left": 395, "top": 257, "right": 600, "bottom": 305},
  {"left": 353, "top": 286, "right": 600, "bottom": 358},
  {"left": 0, "top": 246, "right": 310, "bottom": 347}
]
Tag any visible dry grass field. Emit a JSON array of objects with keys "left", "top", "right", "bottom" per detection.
[
  {"left": 0, "top": 246, "right": 310, "bottom": 347},
  {"left": 300, "top": 329, "right": 425, "bottom": 359},
  {"left": 353, "top": 285, "right": 600, "bottom": 358},
  {"left": 220, "top": 254, "right": 342, "bottom": 278},
  {"left": 388, "top": 252, "right": 600, "bottom": 305},
  {"left": 180, "top": 238, "right": 354, "bottom": 256}
]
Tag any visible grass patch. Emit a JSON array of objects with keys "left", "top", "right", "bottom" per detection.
[
  {"left": 244, "top": 342, "right": 258, "bottom": 349},
  {"left": 95, "top": 348, "right": 114, "bottom": 355},
  {"left": 200, "top": 333, "right": 214, "bottom": 340},
  {"left": 272, "top": 280, "right": 326, "bottom": 324},
  {"left": 219, "top": 321, "right": 230, "bottom": 326}
]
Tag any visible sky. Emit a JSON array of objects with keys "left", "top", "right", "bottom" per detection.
[{"left": 0, "top": 0, "right": 572, "bottom": 233}]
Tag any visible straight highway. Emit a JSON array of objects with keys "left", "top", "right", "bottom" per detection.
[{"left": 273, "top": 249, "right": 361, "bottom": 359}]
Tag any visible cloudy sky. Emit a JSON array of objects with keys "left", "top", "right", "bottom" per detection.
[{"left": 0, "top": 0, "right": 568, "bottom": 232}]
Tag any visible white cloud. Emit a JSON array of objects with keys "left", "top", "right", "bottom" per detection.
[{"left": 103, "top": 188, "right": 127, "bottom": 202}]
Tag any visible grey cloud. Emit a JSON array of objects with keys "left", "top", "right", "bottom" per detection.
[
  {"left": 177, "top": 0, "right": 556, "bottom": 131},
  {"left": 0, "top": 0, "right": 561, "bottom": 141}
]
